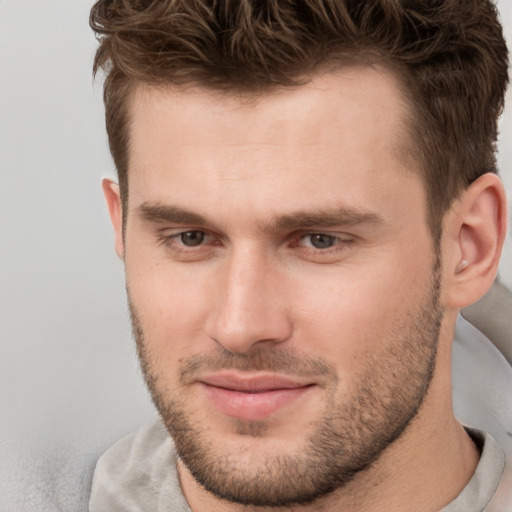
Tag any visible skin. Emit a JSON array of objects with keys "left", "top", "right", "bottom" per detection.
[{"left": 103, "top": 66, "right": 507, "bottom": 511}]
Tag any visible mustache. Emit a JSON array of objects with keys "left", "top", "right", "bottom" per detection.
[
  {"left": 178, "top": 348, "right": 336, "bottom": 386},
  {"left": 127, "top": 295, "right": 337, "bottom": 386}
]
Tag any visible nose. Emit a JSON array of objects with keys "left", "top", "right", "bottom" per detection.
[{"left": 206, "top": 247, "right": 293, "bottom": 354}]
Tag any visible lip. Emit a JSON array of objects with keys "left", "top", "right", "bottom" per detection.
[{"left": 200, "top": 372, "right": 315, "bottom": 421}]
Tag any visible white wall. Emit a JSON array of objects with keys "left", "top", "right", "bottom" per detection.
[
  {"left": 498, "top": 0, "right": 512, "bottom": 285},
  {"left": 0, "top": 0, "right": 511, "bottom": 456},
  {"left": 0, "top": 1, "right": 155, "bottom": 449}
]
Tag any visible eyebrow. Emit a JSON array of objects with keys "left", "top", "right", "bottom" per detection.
[
  {"left": 265, "top": 208, "right": 384, "bottom": 233},
  {"left": 137, "top": 202, "right": 384, "bottom": 233},
  {"left": 138, "top": 203, "right": 208, "bottom": 226}
]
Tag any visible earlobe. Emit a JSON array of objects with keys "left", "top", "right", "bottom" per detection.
[
  {"left": 102, "top": 178, "right": 125, "bottom": 259},
  {"left": 444, "top": 173, "right": 507, "bottom": 308}
]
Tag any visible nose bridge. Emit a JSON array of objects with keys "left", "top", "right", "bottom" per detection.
[{"left": 208, "top": 244, "right": 291, "bottom": 353}]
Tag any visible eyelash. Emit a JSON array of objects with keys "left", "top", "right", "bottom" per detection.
[
  {"left": 296, "top": 233, "right": 350, "bottom": 250},
  {"left": 157, "top": 230, "right": 355, "bottom": 259},
  {"left": 158, "top": 230, "right": 216, "bottom": 253}
]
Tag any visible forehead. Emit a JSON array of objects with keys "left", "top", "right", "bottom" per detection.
[
  {"left": 129, "top": 65, "right": 411, "bottom": 152},
  {"left": 125, "top": 66, "right": 422, "bottom": 224}
]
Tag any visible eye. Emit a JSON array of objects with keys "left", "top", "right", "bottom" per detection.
[
  {"left": 302, "top": 233, "right": 339, "bottom": 249},
  {"left": 157, "top": 229, "right": 219, "bottom": 262},
  {"left": 177, "top": 230, "right": 206, "bottom": 247}
]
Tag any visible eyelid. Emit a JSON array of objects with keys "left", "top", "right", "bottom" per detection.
[
  {"left": 161, "top": 230, "right": 354, "bottom": 246},
  {"left": 156, "top": 227, "right": 356, "bottom": 260},
  {"left": 295, "top": 231, "right": 354, "bottom": 244},
  {"left": 290, "top": 231, "right": 357, "bottom": 262},
  {"left": 157, "top": 228, "right": 209, "bottom": 247}
]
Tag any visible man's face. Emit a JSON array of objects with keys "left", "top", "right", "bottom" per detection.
[{"left": 119, "top": 68, "right": 443, "bottom": 506}]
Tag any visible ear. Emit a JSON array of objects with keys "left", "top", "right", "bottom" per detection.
[
  {"left": 102, "top": 178, "right": 125, "bottom": 259},
  {"left": 443, "top": 173, "right": 507, "bottom": 308}
]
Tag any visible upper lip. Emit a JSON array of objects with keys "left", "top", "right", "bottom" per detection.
[{"left": 200, "top": 372, "right": 314, "bottom": 392}]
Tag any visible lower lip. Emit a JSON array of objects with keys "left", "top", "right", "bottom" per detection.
[{"left": 202, "top": 384, "right": 313, "bottom": 421}]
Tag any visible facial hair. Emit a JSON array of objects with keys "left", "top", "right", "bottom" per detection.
[{"left": 129, "top": 264, "right": 442, "bottom": 507}]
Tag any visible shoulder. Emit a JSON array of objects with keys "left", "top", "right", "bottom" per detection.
[
  {"left": 441, "top": 428, "right": 511, "bottom": 512},
  {"left": 453, "top": 315, "right": 512, "bottom": 452},
  {"left": 452, "top": 308, "right": 512, "bottom": 511},
  {"left": 89, "top": 417, "right": 191, "bottom": 512}
]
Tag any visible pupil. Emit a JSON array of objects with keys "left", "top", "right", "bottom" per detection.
[
  {"left": 181, "top": 231, "right": 205, "bottom": 247},
  {"left": 311, "top": 234, "right": 335, "bottom": 249}
]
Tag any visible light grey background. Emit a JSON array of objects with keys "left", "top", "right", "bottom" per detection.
[{"left": 0, "top": 0, "right": 511, "bottom": 475}]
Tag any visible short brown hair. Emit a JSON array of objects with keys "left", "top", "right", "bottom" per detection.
[{"left": 90, "top": 0, "right": 509, "bottom": 241}]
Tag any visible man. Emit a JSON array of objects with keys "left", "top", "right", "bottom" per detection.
[{"left": 89, "top": 1, "right": 511, "bottom": 510}]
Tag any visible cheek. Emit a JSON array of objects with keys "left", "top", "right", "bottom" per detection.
[
  {"left": 291, "top": 257, "right": 431, "bottom": 372},
  {"left": 126, "top": 258, "right": 214, "bottom": 367}
]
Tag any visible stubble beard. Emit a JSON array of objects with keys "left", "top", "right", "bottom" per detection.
[{"left": 129, "top": 265, "right": 443, "bottom": 508}]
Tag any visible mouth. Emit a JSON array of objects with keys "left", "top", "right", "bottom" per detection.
[{"left": 200, "top": 372, "right": 316, "bottom": 421}]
